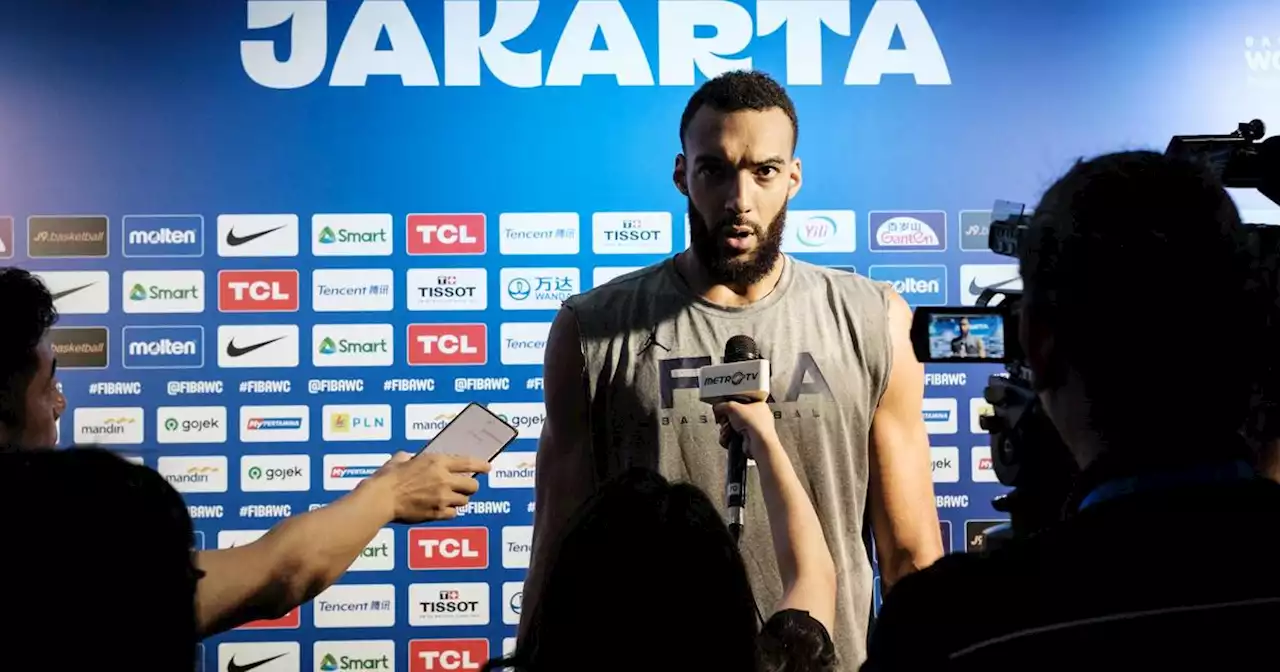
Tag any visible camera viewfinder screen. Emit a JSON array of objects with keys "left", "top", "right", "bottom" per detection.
[{"left": 928, "top": 313, "right": 1005, "bottom": 361}]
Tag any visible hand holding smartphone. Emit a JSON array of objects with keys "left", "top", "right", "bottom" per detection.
[{"left": 417, "top": 403, "right": 519, "bottom": 465}]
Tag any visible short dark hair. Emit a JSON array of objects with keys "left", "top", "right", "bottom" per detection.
[
  {"left": 488, "top": 468, "right": 761, "bottom": 672},
  {"left": 0, "top": 447, "right": 200, "bottom": 668},
  {"left": 679, "top": 70, "right": 799, "bottom": 152},
  {"left": 1021, "top": 151, "right": 1261, "bottom": 449},
  {"left": 0, "top": 268, "right": 57, "bottom": 427}
]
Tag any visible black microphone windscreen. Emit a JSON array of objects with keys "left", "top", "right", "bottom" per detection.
[{"left": 724, "top": 335, "right": 760, "bottom": 363}]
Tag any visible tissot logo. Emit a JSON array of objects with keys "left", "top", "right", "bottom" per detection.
[
  {"left": 34, "top": 271, "right": 110, "bottom": 314},
  {"left": 50, "top": 327, "right": 109, "bottom": 368},
  {"left": 217, "top": 641, "right": 300, "bottom": 672},
  {"left": 218, "top": 270, "right": 300, "bottom": 312},
  {"left": 408, "top": 582, "right": 490, "bottom": 627},
  {"left": 217, "top": 214, "right": 299, "bottom": 257},
  {"left": 218, "top": 325, "right": 300, "bottom": 368},
  {"left": 28, "top": 215, "right": 109, "bottom": 257},
  {"left": 407, "top": 268, "right": 487, "bottom": 311},
  {"left": 592, "top": 212, "right": 672, "bottom": 255}
]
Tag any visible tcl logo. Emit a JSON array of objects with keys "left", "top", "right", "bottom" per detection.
[
  {"left": 409, "top": 527, "right": 488, "bottom": 570},
  {"left": 410, "top": 639, "right": 489, "bottom": 672},
  {"left": 218, "top": 270, "right": 299, "bottom": 312},
  {"left": 236, "top": 606, "right": 300, "bottom": 630},
  {"left": 407, "top": 214, "right": 486, "bottom": 255},
  {"left": 408, "top": 324, "right": 486, "bottom": 366}
]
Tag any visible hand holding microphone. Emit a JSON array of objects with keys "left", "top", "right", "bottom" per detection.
[{"left": 698, "top": 335, "right": 771, "bottom": 544}]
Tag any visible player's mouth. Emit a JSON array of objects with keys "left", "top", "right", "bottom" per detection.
[{"left": 720, "top": 226, "right": 756, "bottom": 251}]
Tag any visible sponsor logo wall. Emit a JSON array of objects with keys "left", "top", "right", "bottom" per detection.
[{"left": 10, "top": 0, "right": 1277, "bottom": 668}]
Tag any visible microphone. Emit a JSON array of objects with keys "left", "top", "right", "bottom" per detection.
[{"left": 697, "top": 335, "right": 770, "bottom": 545}]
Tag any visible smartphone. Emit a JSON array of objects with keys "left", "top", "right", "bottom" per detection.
[
  {"left": 417, "top": 403, "right": 519, "bottom": 463},
  {"left": 910, "top": 306, "right": 1017, "bottom": 364}
]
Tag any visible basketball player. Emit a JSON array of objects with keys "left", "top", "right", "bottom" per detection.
[{"left": 523, "top": 71, "right": 943, "bottom": 669}]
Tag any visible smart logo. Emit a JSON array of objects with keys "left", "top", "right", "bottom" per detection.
[
  {"left": 122, "top": 215, "right": 204, "bottom": 257},
  {"left": 123, "top": 270, "right": 205, "bottom": 313},
  {"left": 867, "top": 265, "right": 947, "bottom": 306},
  {"left": 312, "top": 213, "right": 393, "bottom": 256},
  {"left": 313, "top": 324, "right": 394, "bottom": 367},
  {"left": 868, "top": 211, "right": 947, "bottom": 251},
  {"left": 314, "top": 641, "right": 394, "bottom": 672},
  {"left": 122, "top": 326, "right": 205, "bottom": 369}
]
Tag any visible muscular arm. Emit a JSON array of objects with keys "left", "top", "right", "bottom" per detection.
[
  {"left": 519, "top": 306, "right": 597, "bottom": 639},
  {"left": 194, "top": 476, "right": 395, "bottom": 636},
  {"left": 869, "top": 291, "right": 944, "bottom": 591}
]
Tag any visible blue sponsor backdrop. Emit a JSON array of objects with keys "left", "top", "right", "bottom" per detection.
[{"left": 2, "top": 0, "right": 1279, "bottom": 670}]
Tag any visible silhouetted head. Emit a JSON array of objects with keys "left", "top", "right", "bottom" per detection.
[
  {"left": 675, "top": 71, "right": 801, "bottom": 288},
  {"left": 1020, "top": 150, "right": 1261, "bottom": 470},
  {"left": 0, "top": 446, "right": 201, "bottom": 669},
  {"left": 489, "top": 468, "right": 760, "bottom": 672},
  {"left": 0, "top": 268, "right": 64, "bottom": 448}
]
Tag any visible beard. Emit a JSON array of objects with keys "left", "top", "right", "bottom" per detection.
[{"left": 687, "top": 199, "right": 787, "bottom": 287}]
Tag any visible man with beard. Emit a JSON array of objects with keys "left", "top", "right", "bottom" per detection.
[{"left": 522, "top": 70, "right": 942, "bottom": 669}]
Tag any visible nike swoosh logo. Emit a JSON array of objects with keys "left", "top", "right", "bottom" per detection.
[
  {"left": 226, "top": 337, "right": 286, "bottom": 358},
  {"left": 227, "top": 653, "right": 287, "bottom": 672},
  {"left": 52, "top": 283, "right": 96, "bottom": 301},
  {"left": 225, "top": 225, "right": 285, "bottom": 247},
  {"left": 968, "top": 277, "right": 1019, "bottom": 297}
]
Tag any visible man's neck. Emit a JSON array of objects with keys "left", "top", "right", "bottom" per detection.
[{"left": 675, "top": 250, "right": 786, "bottom": 308}]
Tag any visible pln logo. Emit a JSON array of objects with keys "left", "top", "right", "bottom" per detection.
[{"left": 869, "top": 211, "right": 946, "bottom": 252}]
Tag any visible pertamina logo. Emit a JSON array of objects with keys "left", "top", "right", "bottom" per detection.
[
  {"left": 409, "top": 527, "right": 488, "bottom": 570},
  {"left": 240, "top": 405, "right": 310, "bottom": 443},
  {"left": 218, "top": 270, "right": 299, "bottom": 312},
  {"left": 407, "top": 214, "right": 486, "bottom": 255},
  {"left": 27, "top": 215, "right": 109, "bottom": 258},
  {"left": 868, "top": 211, "right": 947, "bottom": 252},
  {"left": 312, "top": 213, "right": 393, "bottom": 256},
  {"left": 323, "top": 453, "right": 391, "bottom": 491},
  {"left": 408, "top": 324, "right": 487, "bottom": 366},
  {"left": 409, "top": 639, "right": 489, "bottom": 672},
  {"left": 971, "top": 446, "right": 998, "bottom": 483}
]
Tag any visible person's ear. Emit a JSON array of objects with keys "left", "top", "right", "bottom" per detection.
[
  {"left": 673, "top": 154, "right": 689, "bottom": 196},
  {"left": 787, "top": 157, "right": 802, "bottom": 199}
]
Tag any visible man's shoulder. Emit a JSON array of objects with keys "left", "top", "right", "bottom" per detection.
[{"left": 563, "top": 261, "right": 669, "bottom": 315}]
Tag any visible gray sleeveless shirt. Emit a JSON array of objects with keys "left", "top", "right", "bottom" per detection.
[{"left": 562, "top": 256, "right": 893, "bottom": 670}]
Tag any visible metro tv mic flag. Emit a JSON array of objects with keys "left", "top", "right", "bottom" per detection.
[{"left": 698, "top": 335, "right": 770, "bottom": 545}]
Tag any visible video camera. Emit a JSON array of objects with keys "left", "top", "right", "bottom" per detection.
[{"left": 910, "top": 119, "right": 1280, "bottom": 551}]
